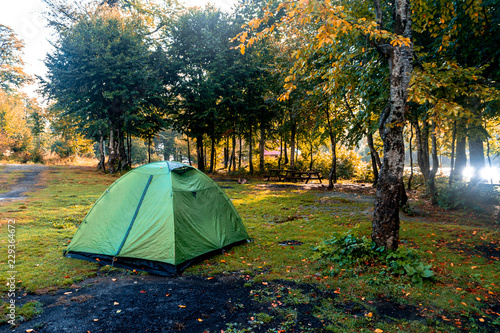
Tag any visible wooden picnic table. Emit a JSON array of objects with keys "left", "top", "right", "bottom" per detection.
[
  {"left": 283, "top": 170, "right": 323, "bottom": 184},
  {"left": 264, "top": 169, "right": 287, "bottom": 181},
  {"left": 264, "top": 169, "right": 323, "bottom": 184}
]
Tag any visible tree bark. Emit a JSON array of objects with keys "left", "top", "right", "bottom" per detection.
[
  {"left": 107, "top": 122, "right": 124, "bottom": 173},
  {"left": 372, "top": 0, "right": 412, "bottom": 251},
  {"left": 325, "top": 105, "right": 337, "bottom": 189},
  {"left": 290, "top": 118, "right": 296, "bottom": 170},
  {"left": 467, "top": 97, "right": 485, "bottom": 183},
  {"left": 259, "top": 121, "right": 265, "bottom": 172},
  {"left": 407, "top": 123, "right": 413, "bottom": 190},
  {"left": 449, "top": 120, "right": 456, "bottom": 184},
  {"left": 367, "top": 133, "right": 380, "bottom": 185},
  {"left": 231, "top": 131, "right": 236, "bottom": 172},
  {"left": 414, "top": 119, "right": 430, "bottom": 183},
  {"left": 209, "top": 133, "right": 216, "bottom": 173},
  {"left": 453, "top": 119, "right": 467, "bottom": 181},
  {"left": 187, "top": 136, "right": 191, "bottom": 165},
  {"left": 196, "top": 134, "right": 205, "bottom": 172},
  {"left": 248, "top": 125, "right": 254, "bottom": 175},
  {"left": 98, "top": 130, "right": 106, "bottom": 172},
  {"left": 428, "top": 121, "right": 439, "bottom": 204},
  {"left": 238, "top": 133, "right": 242, "bottom": 169}
]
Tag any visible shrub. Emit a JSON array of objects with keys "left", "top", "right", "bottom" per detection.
[{"left": 436, "top": 180, "right": 500, "bottom": 211}]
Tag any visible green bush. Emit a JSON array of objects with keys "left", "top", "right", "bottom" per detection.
[{"left": 436, "top": 180, "right": 500, "bottom": 211}]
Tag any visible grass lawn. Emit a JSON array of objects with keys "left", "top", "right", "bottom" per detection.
[{"left": 1, "top": 165, "right": 499, "bottom": 332}]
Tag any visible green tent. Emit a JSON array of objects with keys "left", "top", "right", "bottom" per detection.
[{"left": 64, "top": 161, "right": 249, "bottom": 276}]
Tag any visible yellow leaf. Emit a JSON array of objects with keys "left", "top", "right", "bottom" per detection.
[
  {"left": 179, "top": 305, "right": 186, "bottom": 308},
  {"left": 374, "top": 329, "right": 383, "bottom": 333},
  {"left": 240, "top": 45, "right": 245, "bottom": 55}
]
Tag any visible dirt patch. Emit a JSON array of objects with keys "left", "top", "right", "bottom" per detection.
[
  {"left": 474, "top": 243, "right": 500, "bottom": 261},
  {"left": 0, "top": 164, "right": 47, "bottom": 202},
  {"left": 6, "top": 275, "right": 268, "bottom": 333}
]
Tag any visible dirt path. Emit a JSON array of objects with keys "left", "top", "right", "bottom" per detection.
[{"left": 0, "top": 164, "right": 47, "bottom": 201}]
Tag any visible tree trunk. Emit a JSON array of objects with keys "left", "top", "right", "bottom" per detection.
[
  {"left": 224, "top": 137, "right": 229, "bottom": 169},
  {"left": 414, "top": 119, "right": 430, "bottom": 183},
  {"left": 453, "top": 119, "right": 467, "bottom": 181},
  {"left": 428, "top": 121, "right": 439, "bottom": 204},
  {"left": 98, "top": 131, "right": 106, "bottom": 172},
  {"left": 290, "top": 119, "right": 296, "bottom": 170},
  {"left": 148, "top": 136, "right": 151, "bottom": 164},
  {"left": 407, "top": 123, "right": 413, "bottom": 191},
  {"left": 372, "top": 0, "right": 412, "bottom": 251},
  {"left": 107, "top": 122, "right": 124, "bottom": 173},
  {"left": 238, "top": 133, "right": 242, "bottom": 169},
  {"left": 309, "top": 142, "right": 314, "bottom": 171},
  {"left": 196, "top": 135, "right": 205, "bottom": 172},
  {"left": 259, "top": 121, "right": 265, "bottom": 172},
  {"left": 278, "top": 132, "right": 283, "bottom": 169},
  {"left": 328, "top": 135, "right": 337, "bottom": 190},
  {"left": 248, "top": 125, "right": 254, "bottom": 175},
  {"left": 284, "top": 141, "right": 288, "bottom": 165},
  {"left": 232, "top": 131, "right": 237, "bottom": 172},
  {"left": 367, "top": 133, "right": 379, "bottom": 185},
  {"left": 486, "top": 137, "right": 492, "bottom": 184},
  {"left": 449, "top": 120, "right": 456, "bottom": 184},
  {"left": 469, "top": 136, "right": 485, "bottom": 183},
  {"left": 325, "top": 106, "right": 337, "bottom": 189},
  {"left": 467, "top": 98, "right": 485, "bottom": 183},
  {"left": 187, "top": 136, "right": 191, "bottom": 165},
  {"left": 209, "top": 133, "right": 216, "bottom": 173}
]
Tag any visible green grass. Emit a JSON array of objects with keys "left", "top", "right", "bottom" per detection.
[{"left": 1, "top": 166, "right": 499, "bottom": 332}]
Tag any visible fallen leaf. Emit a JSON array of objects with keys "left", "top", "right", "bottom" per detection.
[
  {"left": 64, "top": 275, "right": 70, "bottom": 278},
  {"left": 165, "top": 293, "right": 171, "bottom": 297},
  {"left": 207, "top": 277, "right": 214, "bottom": 280},
  {"left": 479, "top": 318, "right": 485, "bottom": 322},
  {"left": 262, "top": 282, "right": 268, "bottom": 285},
  {"left": 113, "top": 302, "right": 119, "bottom": 306},
  {"left": 471, "top": 266, "right": 478, "bottom": 269},
  {"left": 374, "top": 329, "right": 383, "bottom": 333},
  {"left": 111, "top": 278, "right": 117, "bottom": 282},
  {"left": 93, "top": 319, "right": 99, "bottom": 322},
  {"left": 64, "top": 292, "right": 72, "bottom": 295},
  {"left": 26, "top": 330, "right": 34, "bottom": 333},
  {"left": 179, "top": 305, "right": 186, "bottom": 308},
  {"left": 140, "top": 290, "right": 146, "bottom": 293},
  {"left": 366, "top": 312, "right": 373, "bottom": 318},
  {"left": 198, "top": 318, "right": 203, "bottom": 322},
  {"left": 461, "top": 302, "right": 467, "bottom": 306}
]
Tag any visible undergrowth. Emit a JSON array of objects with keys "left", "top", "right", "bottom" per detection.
[{"left": 312, "top": 232, "right": 434, "bottom": 286}]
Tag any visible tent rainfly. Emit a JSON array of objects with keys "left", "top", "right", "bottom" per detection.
[{"left": 64, "top": 161, "right": 249, "bottom": 276}]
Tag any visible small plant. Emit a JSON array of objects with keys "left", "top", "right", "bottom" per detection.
[{"left": 312, "top": 232, "right": 434, "bottom": 285}]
